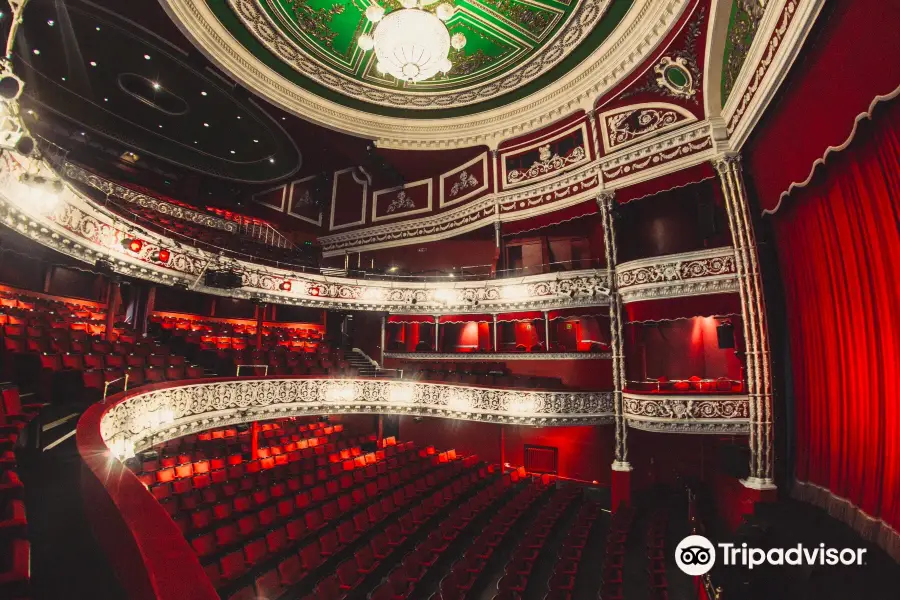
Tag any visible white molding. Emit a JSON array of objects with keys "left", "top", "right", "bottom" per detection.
[
  {"left": 372, "top": 178, "right": 433, "bottom": 223},
  {"left": 439, "top": 153, "right": 490, "bottom": 209},
  {"left": 287, "top": 175, "right": 322, "bottom": 226},
  {"left": 623, "top": 391, "right": 751, "bottom": 434},
  {"left": 616, "top": 246, "right": 739, "bottom": 303},
  {"left": 158, "top": 0, "right": 690, "bottom": 149},
  {"left": 702, "top": 0, "right": 733, "bottom": 118},
  {"left": 252, "top": 184, "right": 287, "bottom": 212},
  {"left": 329, "top": 167, "right": 368, "bottom": 231}
]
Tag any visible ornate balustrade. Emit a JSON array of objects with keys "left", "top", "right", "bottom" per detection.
[
  {"left": 0, "top": 153, "right": 608, "bottom": 313},
  {"left": 96, "top": 377, "right": 615, "bottom": 459},
  {"left": 622, "top": 391, "right": 750, "bottom": 434},
  {"left": 616, "top": 247, "right": 739, "bottom": 303}
]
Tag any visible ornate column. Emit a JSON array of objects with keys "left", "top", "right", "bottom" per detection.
[
  {"left": 492, "top": 314, "right": 498, "bottom": 352},
  {"left": 714, "top": 155, "right": 775, "bottom": 490},
  {"left": 543, "top": 310, "right": 551, "bottom": 352},
  {"left": 434, "top": 316, "right": 440, "bottom": 352},
  {"left": 380, "top": 315, "right": 386, "bottom": 364},
  {"left": 598, "top": 191, "right": 632, "bottom": 509}
]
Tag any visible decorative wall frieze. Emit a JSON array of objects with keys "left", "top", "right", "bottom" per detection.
[
  {"left": 599, "top": 102, "right": 698, "bottom": 153},
  {"left": 319, "top": 122, "right": 717, "bottom": 256},
  {"left": 599, "top": 122, "right": 715, "bottom": 184},
  {"left": 159, "top": 0, "right": 690, "bottom": 149},
  {"left": 97, "top": 378, "right": 617, "bottom": 456},
  {"left": 723, "top": 0, "right": 825, "bottom": 149},
  {"left": 1, "top": 154, "right": 610, "bottom": 315},
  {"left": 384, "top": 352, "right": 612, "bottom": 361},
  {"left": 623, "top": 391, "right": 750, "bottom": 434},
  {"left": 65, "top": 164, "right": 238, "bottom": 233},
  {"left": 616, "top": 247, "right": 739, "bottom": 303}
]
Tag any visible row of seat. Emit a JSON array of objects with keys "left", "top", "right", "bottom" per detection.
[
  {"left": 644, "top": 510, "right": 670, "bottom": 600},
  {"left": 537, "top": 501, "right": 605, "bottom": 600},
  {"left": 204, "top": 449, "right": 478, "bottom": 599},
  {"left": 153, "top": 314, "right": 323, "bottom": 341},
  {"left": 0, "top": 385, "right": 35, "bottom": 599},
  {"left": 600, "top": 506, "right": 635, "bottom": 600},
  {"left": 473, "top": 486, "right": 581, "bottom": 600},
  {"left": 326, "top": 467, "right": 521, "bottom": 600}
]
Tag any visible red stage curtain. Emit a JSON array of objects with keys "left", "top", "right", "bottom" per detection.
[
  {"left": 388, "top": 315, "right": 435, "bottom": 324},
  {"left": 774, "top": 100, "right": 900, "bottom": 558}
]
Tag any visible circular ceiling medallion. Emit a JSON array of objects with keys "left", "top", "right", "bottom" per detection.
[{"left": 117, "top": 74, "right": 190, "bottom": 116}]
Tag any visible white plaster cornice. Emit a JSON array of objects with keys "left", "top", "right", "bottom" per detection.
[
  {"left": 616, "top": 246, "right": 739, "bottom": 303},
  {"left": 623, "top": 390, "right": 750, "bottom": 434}
]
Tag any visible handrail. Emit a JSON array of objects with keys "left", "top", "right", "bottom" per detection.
[
  {"left": 235, "top": 364, "right": 269, "bottom": 376},
  {"left": 102, "top": 374, "right": 129, "bottom": 402}
]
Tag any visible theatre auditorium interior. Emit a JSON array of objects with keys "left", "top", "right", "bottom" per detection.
[{"left": 0, "top": 0, "right": 899, "bottom": 599}]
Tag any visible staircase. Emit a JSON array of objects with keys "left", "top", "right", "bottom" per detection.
[{"left": 347, "top": 349, "right": 396, "bottom": 378}]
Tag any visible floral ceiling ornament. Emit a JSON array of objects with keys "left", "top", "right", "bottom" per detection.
[
  {"left": 386, "top": 190, "right": 416, "bottom": 213},
  {"left": 449, "top": 170, "right": 479, "bottom": 197}
]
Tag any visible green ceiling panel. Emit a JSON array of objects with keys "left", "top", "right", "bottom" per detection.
[{"left": 209, "top": 0, "right": 635, "bottom": 118}]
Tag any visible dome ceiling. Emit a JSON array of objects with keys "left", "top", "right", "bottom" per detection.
[
  {"left": 163, "top": 0, "right": 690, "bottom": 147},
  {"left": 221, "top": 0, "right": 630, "bottom": 113}
]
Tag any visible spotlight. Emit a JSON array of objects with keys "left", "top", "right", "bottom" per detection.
[
  {"left": 279, "top": 280, "right": 292, "bottom": 292},
  {"left": 150, "top": 248, "right": 171, "bottom": 263},
  {"left": 0, "top": 74, "right": 24, "bottom": 100},
  {"left": 122, "top": 237, "right": 144, "bottom": 253}
]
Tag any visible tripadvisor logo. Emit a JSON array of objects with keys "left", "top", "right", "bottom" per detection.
[{"left": 675, "top": 535, "right": 868, "bottom": 575}]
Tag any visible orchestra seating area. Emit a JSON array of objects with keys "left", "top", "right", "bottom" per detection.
[
  {"left": 131, "top": 415, "right": 621, "bottom": 600},
  {"left": 400, "top": 361, "right": 567, "bottom": 391},
  {"left": 0, "top": 387, "right": 36, "bottom": 599}
]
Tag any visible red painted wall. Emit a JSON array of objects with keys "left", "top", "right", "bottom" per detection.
[
  {"left": 626, "top": 318, "right": 743, "bottom": 383},
  {"left": 503, "top": 424, "right": 614, "bottom": 484},
  {"left": 397, "top": 416, "right": 614, "bottom": 485}
]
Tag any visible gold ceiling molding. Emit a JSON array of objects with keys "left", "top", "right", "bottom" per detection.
[{"left": 159, "top": 0, "right": 690, "bottom": 149}]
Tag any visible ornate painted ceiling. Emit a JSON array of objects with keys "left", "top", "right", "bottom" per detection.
[
  {"left": 223, "top": 0, "right": 629, "bottom": 113},
  {"left": 162, "top": 0, "right": 692, "bottom": 147}
]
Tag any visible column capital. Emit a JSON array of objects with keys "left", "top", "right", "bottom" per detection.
[
  {"left": 741, "top": 476, "right": 777, "bottom": 491},
  {"left": 712, "top": 153, "right": 743, "bottom": 174},
  {"left": 611, "top": 460, "right": 633, "bottom": 472},
  {"left": 595, "top": 190, "right": 616, "bottom": 210}
]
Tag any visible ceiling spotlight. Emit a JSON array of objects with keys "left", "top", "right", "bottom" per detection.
[
  {"left": 90, "top": 61, "right": 97, "bottom": 67},
  {"left": 152, "top": 82, "right": 161, "bottom": 90},
  {"left": 32, "top": 49, "right": 40, "bottom": 55},
  {"left": 201, "top": 91, "right": 207, "bottom": 96},
  {"left": 96, "top": 26, "right": 100, "bottom": 31},
  {"left": 203, "top": 123, "right": 209, "bottom": 127},
  {"left": 103, "top": 98, "right": 108, "bottom": 102},
  {"left": 269, "top": 158, "right": 275, "bottom": 164},
  {"left": 158, "top": 125, "right": 163, "bottom": 128},
  {"left": 230, "top": 150, "right": 235, "bottom": 154},
  {"left": 253, "top": 139, "right": 259, "bottom": 143},
  {"left": 122, "top": 237, "right": 144, "bottom": 253},
  {"left": 47, "top": 19, "right": 55, "bottom": 26},
  {"left": 144, "top": 54, "right": 151, "bottom": 60},
  {"left": 61, "top": 77, "right": 66, "bottom": 82},
  {"left": 236, "top": 116, "right": 241, "bottom": 119}
]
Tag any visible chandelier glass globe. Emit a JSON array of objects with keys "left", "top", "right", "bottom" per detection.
[
  {"left": 369, "top": 8, "right": 451, "bottom": 82},
  {"left": 358, "top": 2, "right": 464, "bottom": 83}
]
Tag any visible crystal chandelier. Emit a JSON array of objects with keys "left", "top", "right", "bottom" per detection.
[{"left": 357, "top": 0, "right": 466, "bottom": 83}]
